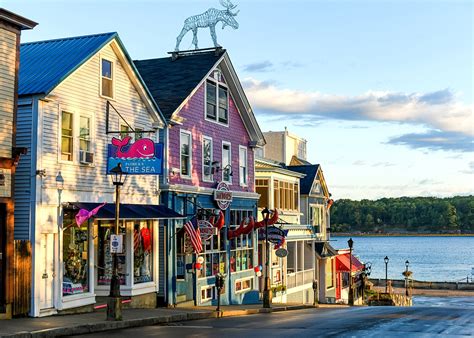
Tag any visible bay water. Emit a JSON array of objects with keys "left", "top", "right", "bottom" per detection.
[{"left": 331, "top": 236, "right": 474, "bottom": 282}]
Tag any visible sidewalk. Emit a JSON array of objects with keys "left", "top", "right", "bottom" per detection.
[{"left": 0, "top": 303, "right": 318, "bottom": 337}]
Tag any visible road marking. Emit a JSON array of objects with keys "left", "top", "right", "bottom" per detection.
[{"left": 165, "top": 325, "right": 214, "bottom": 329}]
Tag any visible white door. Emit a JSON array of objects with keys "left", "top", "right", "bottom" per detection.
[{"left": 39, "top": 233, "right": 55, "bottom": 310}]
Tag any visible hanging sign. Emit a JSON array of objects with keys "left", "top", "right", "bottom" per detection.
[
  {"left": 107, "top": 136, "right": 163, "bottom": 175},
  {"left": 214, "top": 181, "right": 233, "bottom": 210},
  {"left": 198, "top": 220, "right": 218, "bottom": 242},
  {"left": 110, "top": 234, "right": 123, "bottom": 253},
  {"left": 275, "top": 248, "right": 288, "bottom": 258},
  {"left": 259, "top": 226, "right": 288, "bottom": 244}
]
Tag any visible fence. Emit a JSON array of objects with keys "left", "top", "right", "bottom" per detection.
[
  {"left": 13, "top": 240, "right": 31, "bottom": 316},
  {"left": 286, "top": 269, "right": 314, "bottom": 289}
]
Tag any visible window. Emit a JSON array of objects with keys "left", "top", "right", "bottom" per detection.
[
  {"left": 273, "top": 180, "right": 299, "bottom": 211},
  {"left": 97, "top": 221, "right": 127, "bottom": 286},
  {"left": 62, "top": 209, "right": 89, "bottom": 296},
  {"left": 297, "top": 140, "right": 306, "bottom": 160},
  {"left": 79, "top": 116, "right": 93, "bottom": 164},
  {"left": 101, "top": 59, "right": 113, "bottom": 98},
  {"left": 133, "top": 221, "right": 153, "bottom": 284},
  {"left": 202, "top": 137, "right": 213, "bottom": 182},
  {"left": 326, "top": 260, "right": 334, "bottom": 289},
  {"left": 235, "top": 278, "right": 252, "bottom": 293},
  {"left": 180, "top": 131, "right": 191, "bottom": 177},
  {"left": 239, "top": 146, "right": 247, "bottom": 186},
  {"left": 229, "top": 210, "right": 254, "bottom": 273},
  {"left": 222, "top": 142, "right": 231, "bottom": 183},
  {"left": 256, "top": 179, "right": 269, "bottom": 208},
  {"left": 61, "top": 111, "right": 73, "bottom": 161},
  {"left": 120, "top": 124, "right": 130, "bottom": 138},
  {"left": 201, "top": 286, "right": 213, "bottom": 302},
  {"left": 135, "top": 127, "right": 144, "bottom": 140},
  {"left": 206, "top": 78, "right": 228, "bottom": 125}
]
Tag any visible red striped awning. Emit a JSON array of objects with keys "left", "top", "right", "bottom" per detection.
[{"left": 336, "top": 253, "right": 364, "bottom": 272}]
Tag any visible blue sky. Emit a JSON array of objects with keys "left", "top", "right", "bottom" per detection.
[{"left": 5, "top": 0, "right": 473, "bottom": 200}]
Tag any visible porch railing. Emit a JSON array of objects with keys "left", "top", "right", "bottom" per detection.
[{"left": 286, "top": 269, "right": 314, "bottom": 289}]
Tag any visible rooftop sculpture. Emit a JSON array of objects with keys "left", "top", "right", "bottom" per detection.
[{"left": 175, "top": 0, "right": 240, "bottom": 51}]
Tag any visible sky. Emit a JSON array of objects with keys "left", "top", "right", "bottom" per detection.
[{"left": 4, "top": 0, "right": 473, "bottom": 200}]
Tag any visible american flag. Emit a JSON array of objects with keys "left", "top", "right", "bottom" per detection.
[{"left": 184, "top": 217, "right": 202, "bottom": 254}]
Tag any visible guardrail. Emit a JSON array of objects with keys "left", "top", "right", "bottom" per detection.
[{"left": 286, "top": 269, "right": 314, "bottom": 289}]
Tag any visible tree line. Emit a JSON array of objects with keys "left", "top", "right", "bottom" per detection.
[{"left": 330, "top": 196, "right": 474, "bottom": 233}]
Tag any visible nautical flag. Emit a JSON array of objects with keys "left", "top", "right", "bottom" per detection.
[
  {"left": 184, "top": 217, "right": 202, "bottom": 254},
  {"left": 75, "top": 203, "right": 106, "bottom": 227}
]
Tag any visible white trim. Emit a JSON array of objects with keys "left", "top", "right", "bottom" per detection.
[
  {"left": 221, "top": 141, "right": 232, "bottom": 184},
  {"left": 200, "top": 285, "right": 214, "bottom": 302},
  {"left": 204, "top": 73, "right": 230, "bottom": 127},
  {"left": 239, "top": 145, "right": 248, "bottom": 187},
  {"left": 179, "top": 129, "right": 192, "bottom": 179},
  {"left": 58, "top": 109, "right": 74, "bottom": 164},
  {"left": 202, "top": 135, "right": 213, "bottom": 183},
  {"left": 99, "top": 56, "right": 115, "bottom": 100},
  {"left": 235, "top": 276, "right": 253, "bottom": 294}
]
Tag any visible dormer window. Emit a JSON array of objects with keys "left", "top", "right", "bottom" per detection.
[
  {"left": 206, "top": 75, "right": 228, "bottom": 125},
  {"left": 101, "top": 58, "right": 114, "bottom": 98}
]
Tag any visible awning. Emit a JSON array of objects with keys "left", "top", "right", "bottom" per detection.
[
  {"left": 314, "top": 241, "right": 338, "bottom": 258},
  {"left": 68, "top": 202, "right": 185, "bottom": 220},
  {"left": 336, "top": 253, "right": 364, "bottom": 272}
]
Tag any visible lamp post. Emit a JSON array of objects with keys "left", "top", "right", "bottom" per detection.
[
  {"left": 348, "top": 238, "right": 354, "bottom": 306},
  {"left": 405, "top": 260, "right": 409, "bottom": 297},
  {"left": 384, "top": 256, "right": 389, "bottom": 293},
  {"left": 262, "top": 207, "right": 271, "bottom": 308},
  {"left": 107, "top": 163, "right": 127, "bottom": 321}
]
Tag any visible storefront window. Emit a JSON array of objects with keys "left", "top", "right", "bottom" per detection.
[
  {"left": 63, "top": 210, "right": 89, "bottom": 296},
  {"left": 133, "top": 221, "right": 153, "bottom": 284},
  {"left": 198, "top": 210, "right": 227, "bottom": 278},
  {"left": 229, "top": 210, "right": 254, "bottom": 273},
  {"left": 97, "top": 221, "right": 126, "bottom": 286}
]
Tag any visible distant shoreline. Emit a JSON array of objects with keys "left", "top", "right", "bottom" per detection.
[{"left": 332, "top": 233, "right": 474, "bottom": 237}]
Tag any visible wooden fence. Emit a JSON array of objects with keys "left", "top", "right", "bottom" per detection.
[{"left": 12, "top": 240, "right": 31, "bottom": 316}]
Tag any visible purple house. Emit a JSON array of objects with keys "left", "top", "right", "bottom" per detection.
[{"left": 135, "top": 48, "right": 265, "bottom": 306}]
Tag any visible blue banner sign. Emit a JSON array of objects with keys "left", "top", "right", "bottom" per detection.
[{"left": 107, "top": 136, "right": 163, "bottom": 175}]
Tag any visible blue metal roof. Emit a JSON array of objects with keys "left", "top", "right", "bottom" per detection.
[{"left": 19, "top": 32, "right": 117, "bottom": 96}]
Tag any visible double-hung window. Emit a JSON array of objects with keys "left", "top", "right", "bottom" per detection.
[
  {"left": 101, "top": 59, "right": 113, "bottom": 98},
  {"left": 206, "top": 76, "right": 228, "bottom": 125},
  {"left": 202, "top": 137, "right": 213, "bottom": 182},
  {"left": 180, "top": 131, "right": 192, "bottom": 178},
  {"left": 222, "top": 142, "right": 231, "bottom": 183},
  {"left": 239, "top": 146, "right": 247, "bottom": 186},
  {"left": 79, "top": 116, "right": 93, "bottom": 164},
  {"left": 61, "top": 111, "right": 73, "bottom": 161}
]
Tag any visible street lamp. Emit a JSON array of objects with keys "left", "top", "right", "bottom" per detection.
[
  {"left": 405, "top": 260, "right": 410, "bottom": 296},
  {"left": 107, "top": 163, "right": 127, "bottom": 321},
  {"left": 262, "top": 207, "right": 271, "bottom": 308},
  {"left": 348, "top": 238, "right": 354, "bottom": 305},
  {"left": 384, "top": 256, "right": 389, "bottom": 293}
]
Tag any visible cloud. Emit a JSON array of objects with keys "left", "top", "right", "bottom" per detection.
[
  {"left": 242, "top": 61, "right": 273, "bottom": 72},
  {"left": 352, "top": 160, "right": 366, "bottom": 166},
  {"left": 460, "top": 161, "right": 474, "bottom": 174},
  {"left": 243, "top": 78, "right": 473, "bottom": 140},
  {"left": 372, "top": 162, "right": 395, "bottom": 167},
  {"left": 388, "top": 130, "right": 473, "bottom": 152}
]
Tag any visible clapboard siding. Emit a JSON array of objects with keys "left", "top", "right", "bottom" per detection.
[
  {"left": 38, "top": 42, "right": 159, "bottom": 203},
  {"left": 14, "top": 99, "right": 35, "bottom": 240},
  {"left": 0, "top": 28, "right": 16, "bottom": 158}
]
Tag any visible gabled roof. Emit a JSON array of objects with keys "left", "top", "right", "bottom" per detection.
[
  {"left": 255, "top": 156, "right": 306, "bottom": 178},
  {"left": 18, "top": 32, "right": 165, "bottom": 125},
  {"left": 134, "top": 51, "right": 222, "bottom": 119},
  {"left": 287, "top": 164, "right": 320, "bottom": 195},
  {"left": 134, "top": 49, "right": 265, "bottom": 146},
  {"left": 19, "top": 32, "right": 116, "bottom": 96},
  {"left": 0, "top": 8, "right": 37, "bottom": 30}
]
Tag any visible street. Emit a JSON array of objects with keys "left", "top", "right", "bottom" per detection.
[{"left": 70, "top": 303, "right": 474, "bottom": 337}]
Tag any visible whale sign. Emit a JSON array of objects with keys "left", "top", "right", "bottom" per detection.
[{"left": 107, "top": 136, "right": 163, "bottom": 175}]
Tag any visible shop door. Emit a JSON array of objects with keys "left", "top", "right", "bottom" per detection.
[
  {"left": 0, "top": 204, "right": 5, "bottom": 308},
  {"left": 39, "top": 233, "right": 55, "bottom": 310}
]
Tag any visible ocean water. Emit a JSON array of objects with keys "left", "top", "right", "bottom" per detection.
[{"left": 331, "top": 236, "right": 474, "bottom": 282}]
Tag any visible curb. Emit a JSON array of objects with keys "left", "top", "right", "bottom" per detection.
[{"left": 2, "top": 305, "right": 315, "bottom": 337}]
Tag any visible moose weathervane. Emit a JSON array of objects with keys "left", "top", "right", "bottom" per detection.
[{"left": 175, "top": 0, "right": 239, "bottom": 51}]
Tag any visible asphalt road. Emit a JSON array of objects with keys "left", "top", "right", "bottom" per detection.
[{"left": 70, "top": 303, "right": 474, "bottom": 338}]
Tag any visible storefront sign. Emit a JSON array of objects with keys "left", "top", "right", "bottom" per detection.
[
  {"left": 107, "top": 137, "right": 163, "bottom": 175},
  {"left": 214, "top": 181, "right": 233, "bottom": 210},
  {"left": 275, "top": 247, "right": 288, "bottom": 258},
  {"left": 198, "top": 220, "right": 218, "bottom": 242},
  {"left": 0, "top": 169, "right": 11, "bottom": 198},
  {"left": 110, "top": 234, "right": 123, "bottom": 253},
  {"left": 259, "top": 226, "right": 288, "bottom": 244}
]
